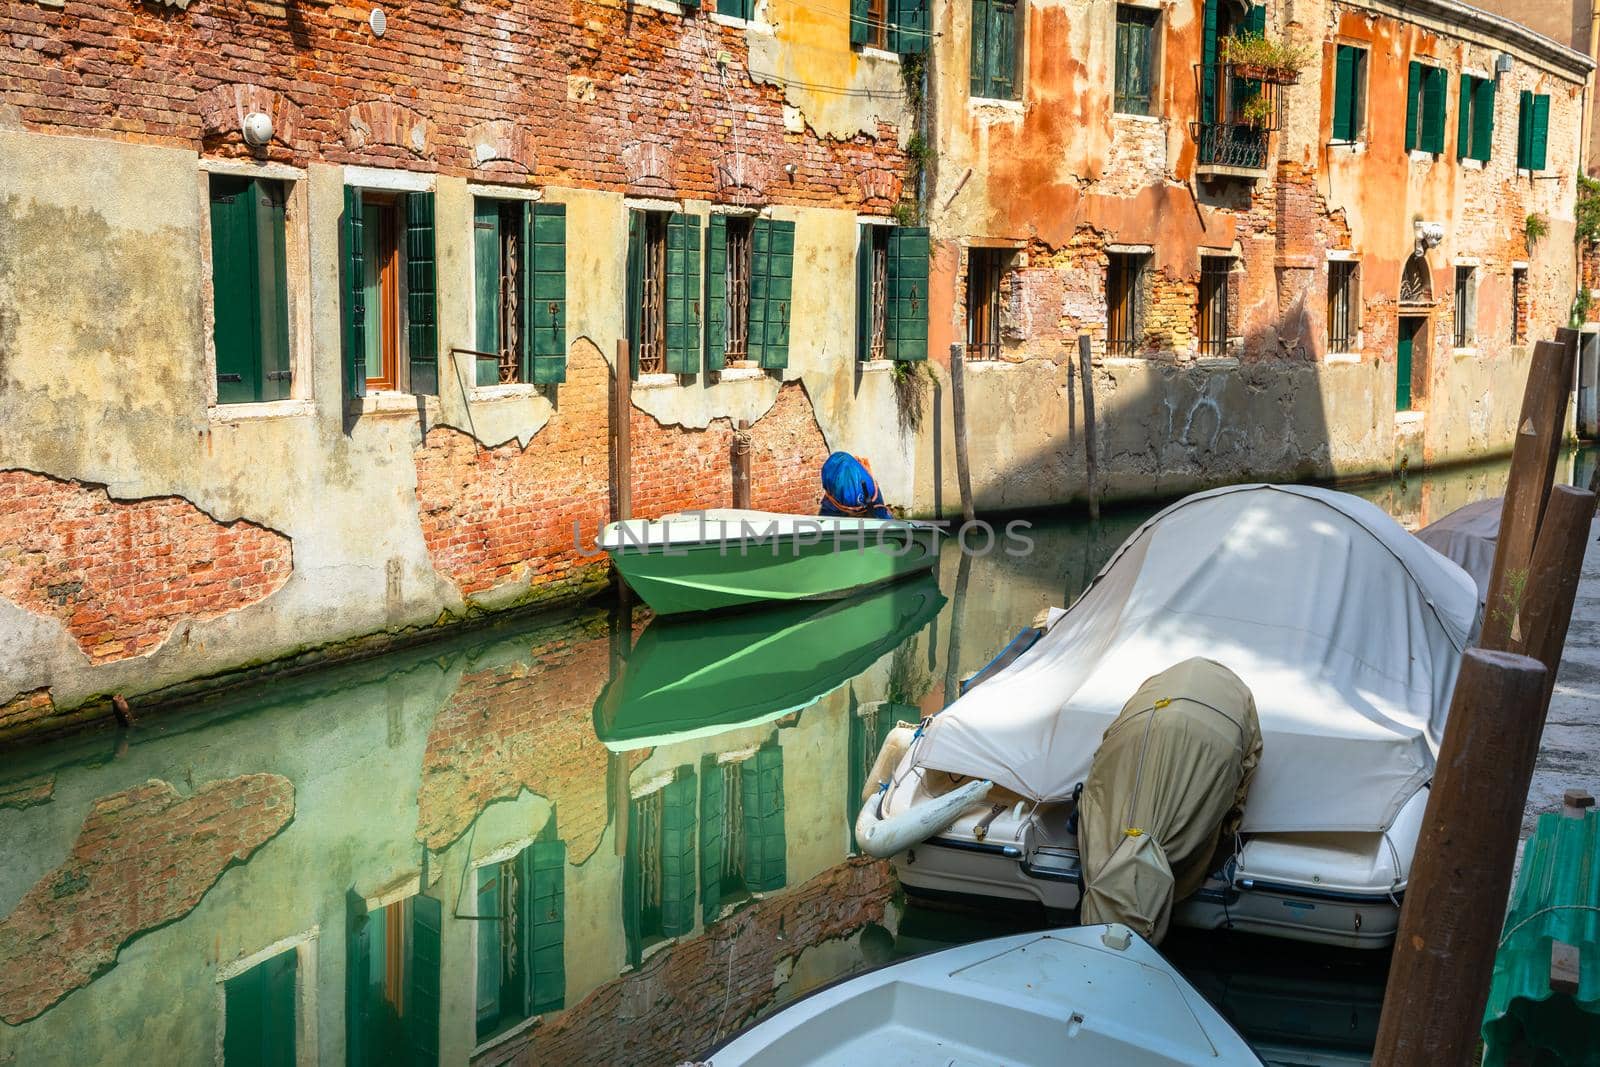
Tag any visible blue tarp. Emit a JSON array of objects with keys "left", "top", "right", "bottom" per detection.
[{"left": 819, "top": 452, "right": 891, "bottom": 519}]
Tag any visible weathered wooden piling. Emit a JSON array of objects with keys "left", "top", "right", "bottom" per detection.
[
  {"left": 1078, "top": 335, "right": 1100, "bottom": 521},
  {"left": 613, "top": 338, "right": 633, "bottom": 523},
  {"left": 1514, "top": 484, "right": 1596, "bottom": 707},
  {"left": 949, "top": 343, "right": 975, "bottom": 524},
  {"left": 1482, "top": 337, "right": 1576, "bottom": 648},
  {"left": 1372, "top": 648, "right": 1548, "bottom": 1067},
  {"left": 732, "top": 419, "right": 752, "bottom": 510}
]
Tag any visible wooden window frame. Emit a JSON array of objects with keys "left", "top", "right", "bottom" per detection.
[
  {"left": 214, "top": 932, "right": 318, "bottom": 1067},
  {"left": 637, "top": 213, "right": 669, "bottom": 375},
  {"left": 1454, "top": 265, "right": 1477, "bottom": 348},
  {"left": 722, "top": 217, "right": 755, "bottom": 365},
  {"left": 362, "top": 193, "right": 403, "bottom": 392},
  {"left": 1113, "top": 5, "right": 1158, "bottom": 117},
  {"left": 1327, "top": 260, "right": 1359, "bottom": 355},
  {"left": 970, "top": 0, "right": 1021, "bottom": 101},
  {"left": 1330, "top": 44, "right": 1367, "bottom": 143},
  {"left": 863, "top": 0, "right": 888, "bottom": 49},
  {"left": 1197, "top": 255, "right": 1231, "bottom": 357},
  {"left": 964, "top": 247, "right": 1009, "bottom": 361},
  {"left": 1106, "top": 252, "right": 1148, "bottom": 355},
  {"left": 869, "top": 228, "right": 889, "bottom": 361}
]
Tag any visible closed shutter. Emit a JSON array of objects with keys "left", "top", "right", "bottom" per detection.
[
  {"left": 257, "top": 183, "right": 292, "bottom": 402},
  {"left": 751, "top": 218, "right": 794, "bottom": 369},
  {"left": 890, "top": 0, "right": 927, "bottom": 55},
  {"left": 1332, "top": 45, "right": 1357, "bottom": 141},
  {"left": 345, "top": 891, "right": 372, "bottom": 1067},
  {"left": 473, "top": 199, "right": 501, "bottom": 385},
  {"left": 699, "top": 755, "right": 725, "bottom": 924},
  {"left": 856, "top": 226, "right": 875, "bottom": 361},
  {"left": 987, "top": 0, "right": 1016, "bottom": 100},
  {"left": 741, "top": 741, "right": 787, "bottom": 892},
  {"left": 705, "top": 214, "right": 728, "bottom": 370},
  {"left": 210, "top": 176, "right": 264, "bottom": 405},
  {"left": 970, "top": 0, "right": 990, "bottom": 96},
  {"left": 622, "top": 799, "right": 643, "bottom": 968},
  {"left": 887, "top": 226, "right": 929, "bottom": 361},
  {"left": 406, "top": 895, "right": 442, "bottom": 1067},
  {"left": 1531, "top": 93, "right": 1550, "bottom": 171},
  {"left": 224, "top": 949, "right": 297, "bottom": 1067},
  {"left": 1405, "top": 62, "right": 1421, "bottom": 151},
  {"left": 660, "top": 768, "right": 698, "bottom": 936},
  {"left": 1457, "top": 75, "right": 1473, "bottom": 160},
  {"left": 1473, "top": 77, "right": 1495, "bottom": 163},
  {"left": 850, "top": 0, "right": 869, "bottom": 46},
  {"left": 626, "top": 211, "right": 643, "bottom": 378},
  {"left": 475, "top": 868, "right": 503, "bottom": 1038},
  {"left": 525, "top": 202, "right": 568, "bottom": 384},
  {"left": 1517, "top": 91, "right": 1531, "bottom": 169},
  {"left": 343, "top": 186, "right": 367, "bottom": 401},
  {"left": 1200, "top": 0, "right": 1218, "bottom": 129},
  {"left": 526, "top": 840, "right": 566, "bottom": 1015},
  {"left": 665, "top": 213, "right": 701, "bottom": 374},
  {"left": 405, "top": 192, "right": 438, "bottom": 396},
  {"left": 1421, "top": 67, "right": 1446, "bottom": 153}
]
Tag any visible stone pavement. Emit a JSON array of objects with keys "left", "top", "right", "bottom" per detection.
[{"left": 1523, "top": 517, "right": 1600, "bottom": 838}]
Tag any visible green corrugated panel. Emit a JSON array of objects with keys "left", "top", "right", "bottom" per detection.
[{"left": 1481, "top": 807, "right": 1600, "bottom": 1065}]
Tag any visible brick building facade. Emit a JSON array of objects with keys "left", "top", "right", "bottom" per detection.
[{"left": 0, "top": 0, "right": 1592, "bottom": 729}]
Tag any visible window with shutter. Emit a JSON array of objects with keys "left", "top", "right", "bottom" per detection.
[
  {"left": 1405, "top": 63, "right": 1447, "bottom": 153},
  {"left": 1518, "top": 92, "right": 1550, "bottom": 171},
  {"left": 741, "top": 741, "right": 788, "bottom": 893},
  {"left": 1114, "top": 6, "right": 1157, "bottom": 116},
  {"left": 719, "top": 0, "right": 754, "bottom": 18},
  {"left": 405, "top": 192, "right": 439, "bottom": 396},
  {"left": 407, "top": 895, "right": 442, "bottom": 1067},
  {"left": 1457, "top": 74, "right": 1494, "bottom": 162},
  {"left": 224, "top": 948, "right": 298, "bottom": 1067},
  {"left": 665, "top": 213, "right": 702, "bottom": 374},
  {"left": 472, "top": 199, "right": 509, "bottom": 386},
  {"left": 474, "top": 858, "right": 528, "bottom": 1042},
  {"left": 345, "top": 188, "right": 432, "bottom": 395},
  {"left": 210, "top": 175, "right": 292, "bottom": 405},
  {"left": 660, "top": 767, "right": 699, "bottom": 935},
  {"left": 525, "top": 203, "right": 568, "bottom": 384},
  {"left": 527, "top": 839, "right": 566, "bottom": 1016},
  {"left": 750, "top": 218, "right": 794, "bottom": 370},
  {"left": 857, "top": 226, "right": 890, "bottom": 361},
  {"left": 970, "top": 0, "right": 1019, "bottom": 100},
  {"left": 348, "top": 894, "right": 438, "bottom": 1066},
  {"left": 699, "top": 755, "right": 726, "bottom": 924},
  {"left": 706, "top": 215, "right": 755, "bottom": 367},
  {"left": 887, "top": 226, "right": 929, "bottom": 361},
  {"left": 889, "top": 0, "right": 928, "bottom": 54},
  {"left": 343, "top": 186, "right": 367, "bottom": 401},
  {"left": 1331, "top": 45, "right": 1366, "bottom": 143}
]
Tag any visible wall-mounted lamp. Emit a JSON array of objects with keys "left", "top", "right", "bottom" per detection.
[
  {"left": 369, "top": 6, "right": 387, "bottom": 36},
  {"left": 783, "top": 162, "right": 798, "bottom": 178},
  {"left": 242, "top": 111, "right": 274, "bottom": 148},
  {"left": 1496, "top": 52, "right": 1514, "bottom": 76}
]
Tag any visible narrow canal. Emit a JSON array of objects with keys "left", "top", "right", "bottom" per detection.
[{"left": 2, "top": 452, "right": 1593, "bottom": 1066}]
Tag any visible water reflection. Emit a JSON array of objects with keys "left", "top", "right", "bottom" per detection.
[{"left": 0, "top": 453, "right": 1587, "bottom": 1066}]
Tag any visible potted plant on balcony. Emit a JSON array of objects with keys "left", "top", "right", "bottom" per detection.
[
  {"left": 1239, "top": 91, "right": 1276, "bottom": 131},
  {"left": 1220, "top": 32, "right": 1311, "bottom": 85}
]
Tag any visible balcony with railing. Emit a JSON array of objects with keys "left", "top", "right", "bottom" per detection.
[{"left": 1191, "top": 63, "right": 1281, "bottom": 178}]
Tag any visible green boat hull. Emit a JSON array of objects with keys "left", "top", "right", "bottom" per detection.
[{"left": 608, "top": 524, "right": 939, "bottom": 616}]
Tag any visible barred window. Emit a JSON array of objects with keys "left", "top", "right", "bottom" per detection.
[
  {"left": 722, "top": 218, "right": 753, "bottom": 365},
  {"left": 1454, "top": 266, "right": 1477, "bottom": 348},
  {"left": 1511, "top": 267, "right": 1527, "bottom": 344},
  {"left": 1106, "top": 252, "right": 1147, "bottom": 355},
  {"left": 637, "top": 214, "right": 668, "bottom": 374},
  {"left": 965, "top": 248, "right": 1009, "bottom": 360},
  {"left": 1197, "top": 257, "right": 1230, "bottom": 357},
  {"left": 1328, "top": 260, "right": 1358, "bottom": 354}
]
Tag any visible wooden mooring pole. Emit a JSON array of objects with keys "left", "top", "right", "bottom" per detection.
[
  {"left": 1078, "top": 335, "right": 1100, "bottom": 521},
  {"left": 1372, "top": 648, "right": 1548, "bottom": 1067},
  {"left": 613, "top": 339, "right": 633, "bottom": 522},
  {"left": 1515, "top": 483, "right": 1597, "bottom": 707},
  {"left": 949, "top": 343, "right": 975, "bottom": 523},
  {"left": 1481, "top": 337, "right": 1575, "bottom": 648},
  {"left": 732, "top": 419, "right": 752, "bottom": 510}
]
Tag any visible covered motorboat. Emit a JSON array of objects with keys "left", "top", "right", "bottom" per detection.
[
  {"left": 858, "top": 484, "right": 1479, "bottom": 948},
  {"left": 1415, "top": 495, "right": 1501, "bottom": 604},
  {"left": 1078, "top": 658, "right": 1262, "bottom": 944}
]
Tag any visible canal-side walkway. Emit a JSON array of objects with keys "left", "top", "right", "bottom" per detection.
[{"left": 1525, "top": 515, "right": 1600, "bottom": 837}]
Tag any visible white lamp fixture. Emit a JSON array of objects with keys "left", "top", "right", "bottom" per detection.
[
  {"left": 241, "top": 111, "right": 274, "bottom": 148},
  {"left": 369, "top": 6, "right": 386, "bottom": 36},
  {"left": 1495, "top": 53, "right": 1514, "bottom": 76}
]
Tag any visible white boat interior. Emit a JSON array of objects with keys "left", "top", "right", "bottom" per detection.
[{"left": 705, "top": 925, "right": 1263, "bottom": 1066}]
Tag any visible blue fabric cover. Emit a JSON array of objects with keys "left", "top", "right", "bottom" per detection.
[{"left": 819, "top": 451, "right": 891, "bottom": 519}]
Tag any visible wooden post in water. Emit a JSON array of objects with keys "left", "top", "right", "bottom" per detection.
[
  {"left": 732, "top": 419, "right": 752, "bottom": 510},
  {"left": 1078, "top": 334, "right": 1100, "bottom": 521},
  {"left": 613, "top": 339, "right": 633, "bottom": 522},
  {"left": 1372, "top": 648, "right": 1548, "bottom": 1067},
  {"left": 1482, "top": 338, "right": 1576, "bottom": 648},
  {"left": 1514, "top": 484, "right": 1596, "bottom": 707},
  {"left": 949, "top": 343, "right": 975, "bottom": 523}
]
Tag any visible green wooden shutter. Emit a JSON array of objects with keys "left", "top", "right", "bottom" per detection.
[
  {"left": 987, "top": 0, "right": 1016, "bottom": 99},
  {"left": 751, "top": 218, "right": 794, "bottom": 370},
  {"left": 1200, "top": 0, "right": 1219, "bottom": 129},
  {"left": 970, "top": 0, "right": 991, "bottom": 96},
  {"left": 741, "top": 741, "right": 787, "bottom": 893},
  {"left": 850, "top": 0, "right": 870, "bottom": 45},
  {"left": 887, "top": 227, "right": 929, "bottom": 361},
  {"left": 1457, "top": 74, "right": 1473, "bottom": 160},
  {"left": 890, "top": 0, "right": 927, "bottom": 55},
  {"left": 345, "top": 891, "right": 371, "bottom": 1067},
  {"left": 664, "top": 213, "right": 701, "bottom": 374},
  {"left": 406, "top": 895, "right": 442, "bottom": 1067},
  {"left": 1332, "top": 45, "right": 1357, "bottom": 141},
  {"left": 473, "top": 198, "right": 502, "bottom": 386},
  {"left": 343, "top": 186, "right": 367, "bottom": 401},
  {"left": 699, "top": 755, "right": 725, "bottom": 924},
  {"left": 257, "top": 182, "right": 291, "bottom": 402},
  {"left": 405, "top": 192, "right": 438, "bottom": 395},
  {"left": 475, "top": 868, "right": 503, "bottom": 1039},
  {"left": 1404, "top": 62, "right": 1421, "bottom": 151},
  {"left": 527, "top": 840, "right": 566, "bottom": 1015},
  {"left": 626, "top": 211, "right": 643, "bottom": 378},
  {"left": 856, "top": 226, "right": 875, "bottom": 361},
  {"left": 705, "top": 214, "right": 728, "bottom": 371},
  {"left": 225, "top": 949, "right": 297, "bottom": 1067},
  {"left": 1421, "top": 67, "right": 1446, "bottom": 153},
  {"left": 660, "top": 768, "right": 698, "bottom": 936},
  {"left": 211, "top": 176, "right": 263, "bottom": 405},
  {"left": 1473, "top": 77, "right": 1495, "bottom": 163},
  {"left": 526, "top": 202, "right": 568, "bottom": 384},
  {"left": 622, "top": 800, "right": 643, "bottom": 967},
  {"left": 1531, "top": 94, "right": 1550, "bottom": 171},
  {"left": 1517, "top": 90, "right": 1531, "bottom": 169}
]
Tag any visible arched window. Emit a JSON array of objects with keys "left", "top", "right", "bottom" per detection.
[{"left": 1400, "top": 252, "right": 1435, "bottom": 306}]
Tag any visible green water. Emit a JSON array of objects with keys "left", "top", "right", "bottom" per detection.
[{"left": 0, "top": 452, "right": 1590, "bottom": 1065}]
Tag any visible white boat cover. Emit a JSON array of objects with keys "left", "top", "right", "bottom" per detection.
[
  {"left": 913, "top": 484, "right": 1480, "bottom": 835},
  {"left": 1415, "top": 496, "right": 1501, "bottom": 602}
]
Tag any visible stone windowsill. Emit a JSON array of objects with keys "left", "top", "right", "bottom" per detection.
[
  {"left": 1115, "top": 112, "right": 1162, "bottom": 125},
  {"left": 1451, "top": 346, "right": 1480, "bottom": 358},
  {"left": 856, "top": 45, "right": 900, "bottom": 63},
  {"left": 1324, "top": 351, "right": 1363, "bottom": 365},
  {"left": 1460, "top": 158, "right": 1484, "bottom": 172},
  {"left": 711, "top": 12, "right": 775, "bottom": 33},
  {"left": 1395, "top": 410, "right": 1426, "bottom": 428},
  {"left": 1194, "top": 356, "right": 1240, "bottom": 370},
  {"left": 1196, "top": 163, "right": 1267, "bottom": 181},
  {"left": 969, "top": 97, "right": 1024, "bottom": 118},
  {"left": 1408, "top": 149, "right": 1438, "bottom": 164},
  {"left": 349, "top": 391, "right": 439, "bottom": 418},
  {"left": 633, "top": 372, "right": 681, "bottom": 391},
  {"left": 967, "top": 356, "right": 1029, "bottom": 371},
  {"left": 630, "top": 0, "right": 690, "bottom": 14},
  {"left": 208, "top": 398, "right": 314, "bottom": 423},
  {"left": 717, "top": 365, "right": 767, "bottom": 382},
  {"left": 1328, "top": 139, "right": 1367, "bottom": 153},
  {"left": 470, "top": 383, "right": 540, "bottom": 402},
  {"left": 859, "top": 358, "right": 896, "bottom": 373}
]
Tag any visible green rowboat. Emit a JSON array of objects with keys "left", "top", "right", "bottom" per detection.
[{"left": 598, "top": 509, "right": 939, "bottom": 616}]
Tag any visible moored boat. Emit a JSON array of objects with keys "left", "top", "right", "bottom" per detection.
[
  {"left": 702, "top": 924, "right": 1264, "bottom": 1066},
  {"left": 856, "top": 484, "right": 1480, "bottom": 949},
  {"left": 599, "top": 509, "right": 938, "bottom": 616}
]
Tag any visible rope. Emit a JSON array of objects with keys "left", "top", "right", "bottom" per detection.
[{"left": 1498, "top": 903, "right": 1600, "bottom": 948}]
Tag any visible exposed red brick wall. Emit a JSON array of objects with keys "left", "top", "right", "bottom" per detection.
[
  {"left": 0, "top": 772, "right": 55, "bottom": 811},
  {"left": 0, "top": 687, "right": 55, "bottom": 733},
  {"left": 0, "top": 773, "right": 293, "bottom": 1024},
  {"left": 484, "top": 857, "right": 895, "bottom": 1067},
  {"left": 413, "top": 346, "right": 832, "bottom": 600},
  {"left": 0, "top": 0, "right": 905, "bottom": 211},
  {"left": 416, "top": 612, "right": 645, "bottom": 860},
  {"left": 0, "top": 471, "right": 292, "bottom": 663}
]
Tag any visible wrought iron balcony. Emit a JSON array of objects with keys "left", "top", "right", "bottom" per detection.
[{"left": 1190, "top": 63, "right": 1281, "bottom": 175}]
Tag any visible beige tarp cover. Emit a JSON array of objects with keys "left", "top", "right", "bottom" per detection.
[{"left": 1078, "top": 657, "right": 1262, "bottom": 944}]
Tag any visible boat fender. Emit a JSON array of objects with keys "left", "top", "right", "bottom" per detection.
[
  {"left": 860, "top": 724, "right": 919, "bottom": 806},
  {"left": 856, "top": 778, "right": 995, "bottom": 859}
]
